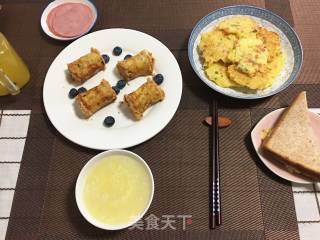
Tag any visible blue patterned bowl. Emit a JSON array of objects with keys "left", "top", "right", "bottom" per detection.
[{"left": 188, "top": 5, "right": 303, "bottom": 99}]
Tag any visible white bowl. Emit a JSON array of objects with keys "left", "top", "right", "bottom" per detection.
[
  {"left": 40, "top": 0, "right": 98, "bottom": 41},
  {"left": 75, "top": 150, "right": 154, "bottom": 230}
]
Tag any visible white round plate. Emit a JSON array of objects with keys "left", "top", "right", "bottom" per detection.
[
  {"left": 43, "top": 28, "right": 182, "bottom": 150},
  {"left": 251, "top": 108, "right": 320, "bottom": 183},
  {"left": 40, "top": 0, "right": 98, "bottom": 41}
]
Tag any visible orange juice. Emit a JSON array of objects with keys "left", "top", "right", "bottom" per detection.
[{"left": 0, "top": 33, "right": 30, "bottom": 96}]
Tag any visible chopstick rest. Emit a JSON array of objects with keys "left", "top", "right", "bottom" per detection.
[{"left": 204, "top": 116, "right": 232, "bottom": 128}]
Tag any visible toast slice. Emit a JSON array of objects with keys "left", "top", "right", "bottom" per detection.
[{"left": 262, "top": 91, "right": 320, "bottom": 181}]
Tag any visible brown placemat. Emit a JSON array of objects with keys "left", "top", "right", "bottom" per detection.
[{"left": 1, "top": 0, "right": 308, "bottom": 239}]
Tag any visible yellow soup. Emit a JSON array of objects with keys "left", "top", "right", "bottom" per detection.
[{"left": 83, "top": 154, "right": 152, "bottom": 226}]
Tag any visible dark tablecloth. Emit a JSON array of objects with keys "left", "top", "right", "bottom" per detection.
[{"left": 2, "top": 0, "right": 320, "bottom": 239}]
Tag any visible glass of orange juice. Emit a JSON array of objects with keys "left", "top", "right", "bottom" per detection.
[{"left": 0, "top": 32, "right": 30, "bottom": 96}]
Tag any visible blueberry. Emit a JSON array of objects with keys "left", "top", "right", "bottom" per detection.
[
  {"left": 116, "top": 80, "right": 126, "bottom": 89},
  {"left": 102, "top": 54, "right": 110, "bottom": 63},
  {"left": 153, "top": 74, "right": 164, "bottom": 85},
  {"left": 68, "top": 88, "right": 79, "bottom": 98},
  {"left": 124, "top": 54, "right": 132, "bottom": 60},
  {"left": 113, "top": 46, "right": 122, "bottom": 56},
  {"left": 104, "top": 116, "right": 115, "bottom": 127},
  {"left": 78, "top": 87, "right": 87, "bottom": 93},
  {"left": 112, "top": 86, "right": 120, "bottom": 95}
]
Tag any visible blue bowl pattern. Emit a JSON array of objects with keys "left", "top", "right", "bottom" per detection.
[{"left": 188, "top": 5, "right": 303, "bottom": 99}]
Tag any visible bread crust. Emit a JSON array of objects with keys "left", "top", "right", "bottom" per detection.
[
  {"left": 124, "top": 78, "right": 165, "bottom": 120},
  {"left": 263, "top": 147, "right": 320, "bottom": 181},
  {"left": 263, "top": 92, "right": 305, "bottom": 145},
  {"left": 262, "top": 91, "right": 320, "bottom": 181},
  {"left": 116, "top": 49, "right": 154, "bottom": 81},
  {"left": 68, "top": 48, "right": 105, "bottom": 84},
  {"left": 76, "top": 80, "right": 116, "bottom": 118}
]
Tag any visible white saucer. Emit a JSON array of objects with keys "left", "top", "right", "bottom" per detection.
[{"left": 40, "top": 0, "right": 98, "bottom": 41}]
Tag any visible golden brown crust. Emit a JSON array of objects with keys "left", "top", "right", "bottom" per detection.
[
  {"left": 124, "top": 78, "right": 165, "bottom": 120},
  {"left": 256, "top": 27, "right": 281, "bottom": 63},
  {"left": 67, "top": 48, "right": 105, "bottom": 84},
  {"left": 77, "top": 97, "right": 93, "bottom": 118},
  {"left": 116, "top": 49, "right": 154, "bottom": 81},
  {"left": 76, "top": 79, "right": 116, "bottom": 118}
]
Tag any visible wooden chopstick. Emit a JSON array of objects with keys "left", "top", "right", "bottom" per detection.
[{"left": 211, "top": 101, "right": 221, "bottom": 229}]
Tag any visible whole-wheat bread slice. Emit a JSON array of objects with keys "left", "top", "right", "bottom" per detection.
[{"left": 262, "top": 91, "right": 320, "bottom": 181}]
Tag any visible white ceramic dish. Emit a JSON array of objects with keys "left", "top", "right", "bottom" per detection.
[
  {"left": 188, "top": 5, "right": 303, "bottom": 99},
  {"left": 75, "top": 149, "right": 154, "bottom": 230},
  {"left": 40, "top": 0, "right": 98, "bottom": 41},
  {"left": 43, "top": 28, "right": 182, "bottom": 150},
  {"left": 251, "top": 108, "right": 320, "bottom": 183}
]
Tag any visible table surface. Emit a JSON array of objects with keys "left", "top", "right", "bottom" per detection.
[{"left": 1, "top": 0, "right": 320, "bottom": 239}]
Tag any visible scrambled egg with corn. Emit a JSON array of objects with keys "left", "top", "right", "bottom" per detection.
[{"left": 198, "top": 16, "right": 285, "bottom": 90}]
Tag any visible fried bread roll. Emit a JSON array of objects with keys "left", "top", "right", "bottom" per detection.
[
  {"left": 76, "top": 80, "right": 116, "bottom": 118},
  {"left": 117, "top": 50, "right": 154, "bottom": 81},
  {"left": 124, "top": 78, "right": 165, "bottom": 120},
  {"left": 68, "top": 48, "right": 105, "bottom": 84}
]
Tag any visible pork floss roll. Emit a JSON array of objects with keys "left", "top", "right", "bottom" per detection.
[
  {"left": 117, "top": 49, "right": 154, "bottom": 81},
  {"left": 67, "top": 48, "right": 105, "bottom": 84},
  {"left": 124, "top": 78, "right": 165, "bottom": 120},
  {"left": 76, "top": 80, "right": 116, "bottom": 118}
]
